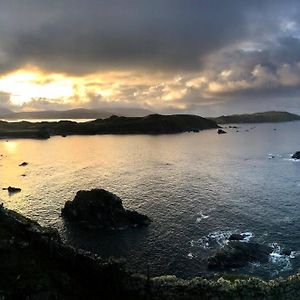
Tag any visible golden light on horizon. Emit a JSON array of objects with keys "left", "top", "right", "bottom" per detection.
[
  {"left": 0, "top": 67, "right": 199, "bottom": 111},
  {"left": 0, "top": 70, "right": 74, "bottom": 106}
]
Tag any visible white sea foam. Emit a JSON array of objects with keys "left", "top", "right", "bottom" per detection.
[
  {"left": 191, "top": 230, "right": 253, "bottom": 250},
  {"left": 240, "top": 232, "right": 253, "bottom": 243},
  {"left": 195, "top": 212, "right": 209, "bottom": 223},
  {"left": 245, "top": 242, "right": 299, "bottom": 277},
  {"left": 267, "top": 243, "right": 299, "bottom": 275}
]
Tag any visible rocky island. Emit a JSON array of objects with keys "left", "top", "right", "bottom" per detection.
[
  {"left": 62, "top": 189, "right": 151, "bottom": 230},
  {"left": 0, "top": 114, "right": 219, "bottom": 139},
  {"left": 210, "top": 111, "right": 300, "bottom": 124}
]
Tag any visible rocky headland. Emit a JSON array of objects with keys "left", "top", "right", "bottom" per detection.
[
  {"left": 0, "top": 114, "right": 219, "bottom": 139},
  {"left": 2, "top": 204, "right": 300, "bottom": 299},
  {"left": 211, "top": 111, "right": 300, "bottom": 124}
]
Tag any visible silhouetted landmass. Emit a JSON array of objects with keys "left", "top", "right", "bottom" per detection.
[
  {"left": 62, "top": 189, "right": 151, "bottom": 229},
  {"left": 211, "top": 111, "right": 300, "bottom": 124},
  {"left": 2, "top": 205, "right": 300, "bottom": 299},
  {"left": 0, "top": 114, "right": 219, "bottom": 139},
  {"left": 0, "top": 107, "right": 153, "bottom": 120}
]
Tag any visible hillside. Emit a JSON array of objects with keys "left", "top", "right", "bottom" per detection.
[
  {"left": 210, "top": 111, "right": 300, "bottom": 124},
  {"left": 1, "top": 204, "right": 300, "bottom": 299},
  {"left": 0, "top": 114, "right": 219, "bottom": 139}
]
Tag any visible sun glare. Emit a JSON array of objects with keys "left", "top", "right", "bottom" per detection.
[{"left": 0, "top": 70, "right": 74, "bottom": 106}]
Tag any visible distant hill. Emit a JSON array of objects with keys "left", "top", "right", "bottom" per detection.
[
  {"left": 0, "top": 107, "right": 13, "bottom": 116},
  {"left": 210, "top": 111, "right": 300, "bottom": 124},
  {"left": 101, "top": 107, "right": 153, "bottom": 117},
  {"left": 0, "top": 114, "right": 219, "bottom": 139},
  {"left": 0, "top": 107, "right": 153, "bottom": 120}
]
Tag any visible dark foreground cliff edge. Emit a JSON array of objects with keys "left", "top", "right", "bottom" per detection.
[
  {"left": 0, "top": 114, "right": 219, "bottom": 139},
  {"left": 2, "top": 205, "right": 300, "bottom": 299}
]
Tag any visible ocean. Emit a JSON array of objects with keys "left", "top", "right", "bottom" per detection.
[{"left": 1, "top": 121, "right": 300, "bottom": 279}]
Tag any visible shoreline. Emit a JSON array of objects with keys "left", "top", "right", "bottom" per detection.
[
  {"left": 1, "top": 204, "right": 300, "bottom": 299},
  {"left": 0, "top": 114, "right": 219, "bottom": 139}
]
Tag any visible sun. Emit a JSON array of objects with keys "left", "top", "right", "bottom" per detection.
[{"left": 0, "top": 70, "right": 74, "bottom": 106}]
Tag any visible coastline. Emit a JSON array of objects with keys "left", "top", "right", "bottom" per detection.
[
  {"left": 0, "top": 114, "right": 219, "bottom": 139},
  {"left": 1, "top": 204, "right": 300, "bottom": 299}
]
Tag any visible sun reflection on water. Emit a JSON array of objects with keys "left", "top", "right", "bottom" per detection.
[{"left": 3, "top": 141, "right": 18, "bottom": 154}]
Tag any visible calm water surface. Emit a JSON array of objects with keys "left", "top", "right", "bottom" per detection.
[{"left": 1, "top": 121, "right": 300, "bottom": 279}]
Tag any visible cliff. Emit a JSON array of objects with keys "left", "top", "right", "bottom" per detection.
[{"left": 1, "top": 205, "right": 300, "bottom": 299}]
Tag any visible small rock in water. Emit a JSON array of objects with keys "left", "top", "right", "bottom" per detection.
[
  {"left": 19, "top": 162, "right": 28, "bottom": 167},
  {"left": 280, "top": 248, "right": 293, "bottom": 256},
  {"left": 229, "top": 233, "right": 247, "bottom": 241},
  {"left": 3, "top": 186, "right": 22, "bottom": 193},
  {"left": 208, "top": 241, "right": 272, "bottom": 270},
  {"left": 217, "top": 129, "right": 227, "bottom": 134},
  {"left": 292, "top": 151, "right": 300, "bottom": 159}
]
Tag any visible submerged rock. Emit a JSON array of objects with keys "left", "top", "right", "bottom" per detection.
[
  {"left": 208, "top": 241, "right": 272, "bottom": 270},
  {"left": 62, "top": 189, "right": 151, "bottom": 230},
  {"left": 217, "top": 129, "right": 227, "bottom": 134},
  {"left": 292, "top": 151, "right": 300, "bottom": 159}
]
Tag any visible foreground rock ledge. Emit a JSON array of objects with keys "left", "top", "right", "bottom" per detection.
[
  {"left": 62, "top": 189, "right": 151, "bottom": 230},
  {"left": 2, "top": 205, "right": 300, "bottom": 299}
]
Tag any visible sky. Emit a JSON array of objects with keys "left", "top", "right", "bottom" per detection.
[{"left": 1, "top": 0, "right": 300, "bottom": 116}]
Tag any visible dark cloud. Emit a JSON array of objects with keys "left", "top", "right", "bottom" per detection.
[
  {"left": 0, "top": 0, "right": 288, "bottom": 75},
  {"left": 1, "top": 0, "right": 300, "bottom": 114}
]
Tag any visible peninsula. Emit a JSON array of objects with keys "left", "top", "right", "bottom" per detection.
[
  {"left": 0, "top": 114, "right": 219, "bottom": 139},
  {"left": 210, "top": 111, "right": 300, "bottom": 124}
]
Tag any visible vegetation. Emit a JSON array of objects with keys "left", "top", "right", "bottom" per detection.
[{"left": 2, "top": 205, "right": 300, "bottom": 299}]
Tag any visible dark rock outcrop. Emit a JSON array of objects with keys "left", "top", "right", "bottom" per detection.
[
  {"left": 292, "top": 151, "right": 300, "bottom": 159},
  {"left": 229, "top": 233, "right": 247, "bottom": 241},
  {"left": 0, "top": 114, "right": 219, "bottom": 139},
  {"left": 62, "top": 189, "right": 151, "bottom": 230},
  {"left": 2, "top": 204, "right": 300, "bottom": 299},
  {"left": 208, "top": 241, "right": 272, "bottom": 270},
  {"left": 211, "top": 111, "right": 300, "bottom": 124},
  {"left": 3, "top": 186, "right": 22, "bottom": 193},
  {"left": 281, "top": 248, "right": 293, "bottom": 256},
  {"left": 217, "top": 129, "right": 227, "bottom": 134},
  {"left": 19, "top": 162, "right": 28, "bottom": 166}
]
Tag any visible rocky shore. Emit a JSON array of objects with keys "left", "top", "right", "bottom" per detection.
[{"left": 2, "top": 204, "right": 300, "bottom": 299}]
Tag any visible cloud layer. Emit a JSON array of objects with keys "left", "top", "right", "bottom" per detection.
[{"left": 1, "top": 0, "right": 300, "bottom": 114}]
